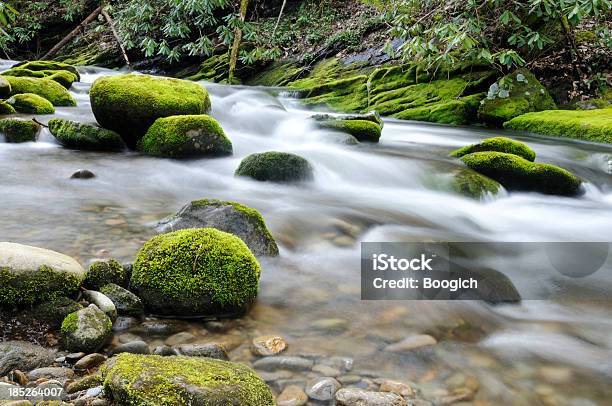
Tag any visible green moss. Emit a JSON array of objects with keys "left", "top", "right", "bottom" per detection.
[
  {"left": 183, "top": 54, "right": 230, "bottom": 83},
  {"left": 478, "top": 69, "right": 556, "bottom": 126},
  {"left": 131, "top": 228, "right": 262, "bottom": 317},
  {"left": 48, "top": 118, "right": 125, "bottom": 151},
  {"left": 0, "top": 101, "right": 16, "bottom": 115},
  {"left": 393, "top": 94, "right": 484, "bottom": 125},
  {"left": 34, "top": 296, "right": 83, "bottom": 327},
  {"left": 90, "top": 74, "right": 211, "bottom": 148},
  {"left": 13, "top": 60, "right": 80, "bottom": 81},
  {"left": 101, "top": 353, "right": 274, "bottom": 406},
  {"left": 461, "top": 151, "right": 582, "bottom": 196},
  {"left": 60, "top": 312, "right": 79, "bottom": 335},
  {"left": 47, "top": 71, "right": 79, "bottom": 89},
  {"left": 247, "top": 61, "right": 305, "bottom": 87},
  {"left": 61, "top": 305, "right": 113, "bottom": 352},
  {"left": 85, "top": 259, "right": 126, "bottom": 290},
  {"left": 504, "top": 109, "right": 612, "bottom": 144},
  {"left": 235, "top": 151, "right": 314, "bottom": 183},
  {"left": 450, "top": 169, "right": 502, "bottom": 199},
  {"left": 318, "top": 119, "right": 382, "bottom": 142},
  {"left": 2, "top": 68, "right": 47, "bottom": 78},
  {"left": 67, "top": 374, "right": 104, "bottom": 394},
  {"left": 1, "top": 68, "right": 78, "bottom": 89},
  {"left": 450, "top": 137, "right": 536, "bottom": 161},
  {"left": 5, "top": 76, "right": 76, "bottom": 107},
  {"left": 0, "top": 118, "right": 41, "bottom": 143},
  {"left": 0, "top": 265, "right": 83, "bottom": 307},
  {"left": 7, "top": 93, "right": 55, "bottom": 114},
  {"left": 138, "top": 115, "right": 232, "bottom": 158}
]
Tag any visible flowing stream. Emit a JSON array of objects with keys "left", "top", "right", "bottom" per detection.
[{"left": 2, "top": 61, "right": 612, "bottom": 404}]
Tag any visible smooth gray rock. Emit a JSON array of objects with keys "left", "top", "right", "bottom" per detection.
[
  {"left": 173, "top": 343, "right": 228, "bottom": 360},
  {"left": 253, "top": 356, "right": 314, "bottom": 372},
  {"left": 83, "top": 290, "right": 117, "bottom": 321},
  {"left": 112, "top": 340, "right": 150, "bottom": 355},
  {"left": 0, "top": 341, "right": 56, "bottom": 376},
  {"left": 335, "top": 388, "right": 408, "bottom": 406},
  {"left": 306, "top": 377, "right": 341, "bottom": 401},
  {"left": 60, "top": 304, "right": 113, "bottom": 353},
  {"left": 100, "top": 283, "right": 144, "bottom": 317}
]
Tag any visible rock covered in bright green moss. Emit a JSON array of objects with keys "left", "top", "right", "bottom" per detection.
[
  {"left": 450, "top": 137, "right": 536, "bottom": 161},
  {"left": 157, "top": 199, "right": 279, "bottom": 257},
  {"left": 90, "top": 74, "right": 211, "bottom": 148},
  {"left": 48, "top": 118, "right": 125, "bottom": 151},
  {"left": 6, "top": 93, "right": 55, "bottom": 114},
  {"left": 0, "top": 100, "right": 15, "bottom": 115},
  {"left": 478, "top": 69, "right": 556, "bottom": 126},
  {"left": 131, "top": 228, "right": 262, "bottom": 317},
  {"left": 2, "top": 68, "right": 78, "bottom": 89},
  {"left": 34, "top": 297, "right": 83, "bottom": 328},
  {"left": 0, "top": 76, "right": 11, "bottom": 98},
  {"left": 0, "top": 118, "right": 41, "bottom": 143},
  {"left": 100, "top": 283, "right": 144, "bottom": 317},
  {"left": 5, "top": 76, "right": 76, "bottom": 106},
  {"left": 312, "top": 111, "right": 383, "bottom": 128},
  {"left": 504, "top": 109, "right": 612, "bottom": 144},
  {"left": 85, "top": 258, "right": 127, "bottom": 290},
  {"left": 235, "top": 151, "right": 314, "bottom": 183},
  {"left": 13, "top": 60, "right": 81, "bottom": 81},
  {"left": 101, "top": 353, "right": 274, "bottom": 405},
  {"left": 461, "top": 152, "right": 582, "bottom": 196},
  {"left": 60, "top": 304, "right": 113, "bottom": 352},
  {"left": 449, "top": 168, "right": 502, "bottom": 199},
  {"left": 138, "top": 115, "right": 232, "bottom": 158},
  {"left": 0, "top": 242, "right": 86, "bottom": 306},
  {"left": 317, "top": 118, "right": 382, "bottom": 143}
]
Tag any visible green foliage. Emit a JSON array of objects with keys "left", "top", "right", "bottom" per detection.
[
  {"left": 381, "top": 0, "right": 612, "bottom": 71},
  {"left": 450, "top": 137, "right": 536, "bottom": 161}
]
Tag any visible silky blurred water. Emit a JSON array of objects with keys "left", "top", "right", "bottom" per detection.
[{"left": 2, "top": 60, "right": 612, "bottom": 404}]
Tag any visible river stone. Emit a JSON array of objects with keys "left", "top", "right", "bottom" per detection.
[
  {"left": 164, "top": 331, "right": 196, "bottom": 346},
  {"left": 0, "top": 341, "right": 57, "bottom": 376},
  {"left": 157, "top": 199, "right": 279, "bottom": 257},
  {"left": 101, "top": 353, "right": 274, "bottom": 405},
  {"left": 0, "top": 76, "right": 11, "bottom": 98},
  {"left": 251, "top": 335, "right": 288, "bottom": 356},
  {"left": 276, "top": 385, "right": 308, "bottom": 406},
  {"left": 173, "top": 343, "right": 228, "bottom": 360},
  {"left": 71, "top": 169, "right": 95, "bottom": 179},
  {"left": 74, "top": 353, "right": 107, "bottom": 370},
  {"left": 235, "top": 151, "right": 314, "bottom": 183},
  {"left": 384, "top": 335, "right": 437, "bottom": 352},
  {"left": 26, "top": 367, "right": 74, "bottom": 382},
  {"left": 253, "top": 356, "right": 314, "bottom": 372},
  {"left": 0, "top": 242, "right": 86, "bottom": 306},
  {"left": 305, "top": 377, "right": 341, "bottom": 401},
  {"left": 335, "top": 388, "right": 408, "bottom": 405},
  {"left": 379, "top": 380, "right": 416, "bottom": 397},
  {"left": 0, "top": 118, "right": 41, "bottom": 143},
  {"left": 85, "top": 258, "right": 127, "bottom": 290},
  {"left": 112, "top": 340, "right": 150, "bottom": 355},
  {"left": 60, "top": 304, "right": 113, "bottom": 353},
  {"left": 48, "top": 119, "right": 125, "bottom": 151},
  {"left": 99, "top": 283, "right": 144, "bottom": 317},
  {"left": 82, "top": 290, "right": 117, "bottom": 321},
  {"left": 89, "top": 74, "right": 211, "bottom": 148}
]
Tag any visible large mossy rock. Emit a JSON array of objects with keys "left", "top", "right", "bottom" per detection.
[
  {"left": 450, "top": 137, "right": 536, "bottom": 161},
  {"left": 48, "top": 118, "right": 125, "bottom": 151},
  {"left": 461, "top": 152, "right": 582, "bottom": 196},
  {"left": 0, "top": 119, "right": 41, "bottom": 143},
  {"left": 5, "top": 76, "right": 76, "bottom": 106},
  {"left": 0, "top": 242, "right": 86, "bottom": 306},
  {"left": 131, "top": 228, "right": 262, "bottom": 317},
  {"left": 12, "top": 60, "right": 81, "bottom": 81},
  {"left": 60, "top": 304, "right": 113, "bottom": 352},
  {"left": 235, "top": 151, "right": 314, "bottom": 183},
  {"left": 6, "top": 93, "right": 55, "bottom": 114},
  {"left": 2, "top": 68, "right": 79, "bottom": 89},
  {"left": 478, "top": 69, "right": 556, "bottom": 126},
  {"left": 101, "top": 353, "right": 274, "bottom": 405},
  {"left": 138, "top": 115, "right": 232, "bottom": 158},
  {"left": 504, "top": 109, "right": 612, "bottom": 144},
  {"left": 317, "top": 118, "right": 382, "bottom": 143},
  {"left": 89, "top": 74, "right": 211, "bottom": 148},
  {"left": 0, "top": 76, "right": 11, "bottom": 98},
  {"left": 157, "top": 199, "right": 279, "bottom": 257}
]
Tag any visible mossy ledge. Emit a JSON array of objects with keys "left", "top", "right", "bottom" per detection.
[
  {"left": 461, "top": 152, "right": 583, "bottom": 196},
  {"left": 450, "top": 137, "right": 536, "bottom": 161},
  {"left": 131, "top": 228, "right": 262, "bottom": 317},
  {"left": 101, "top": 353, "right": 274, "bottom": 406},
  {"left": 504, "top": 109, "right": 612, "bottom": 144}
]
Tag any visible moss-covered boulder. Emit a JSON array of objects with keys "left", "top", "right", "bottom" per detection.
[
  {"left": 317, "top": 119, "right": 382, "bottom": 143},
  {"left": 85, "top": 258, "right": 127, "bottom": 290},
  {"left": 450, "top": 137, "right": 536, "bottom": 161},
  {"left": 101, "top": 353, "right": 274, "bottom": 405},
  {"left": 0, "top": 100, "right": 15, "bottom": 115},
  {"left": 312, "top": 112, "right": 383, "bottom": 128},
  {"left": 60, "top": 304, "right": 113, "bottom": 352},
  {"left": 12, "top": 60, "right": 81, "bottom": 81},
  {"left": 138, "top": 115, "right": 232, "bottom": 158},
  {"left": 504, "top": 109, "right": 612, "bottom": 144},
  {"left": 2, "top": 68, "right": 79, "bottom": 89},
  {"left": 157, "top": 199, "right": 279, "bottom": 257},
  {"left": 131, "top": 228, "right": 262, "bottom": 317},
  {"left": 0, "top": 118, "right": 41, "bottom": 143},
  {"left": 478, "top": 69, "right": 556, "bottom": 126},
  {"left": 235, "top": 151, "right": 314, "bottom": 183},
  {"left": 6, "top": 93, "right": 55, "bottom": 114},
  {"left": 0, "top": 76, "right": 11, "bottom": 98},
  {"left": 5, "top": 76, "right": 76, "bottom": 106},
  {"left": 461, "top": 152, "right": 582, "bottom": 196},
  {"left": 100, "top": 283, "right": 144, "bottom": 317},
  {"left": 48, "top": 118, "right": 125, "bottom": 151},
  {"left": 34, "top": 297, "right": 83, "bottom": 328},
  {"left": 0, "top": 242, "right": 86, "bottom": 306},
  {"left": 450, "top": 168, "right": 502, "bottom": 199},
  {"left": 90, "top": 74, "right": 211, "bottom": 148}
]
